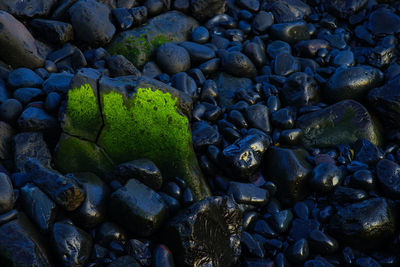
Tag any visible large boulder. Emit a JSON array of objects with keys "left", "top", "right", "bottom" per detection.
[
  {"left": 108, "top": 11, "right": 198, "bottom": 67},
  {"left": 296, "top": 100, "right": 382, "bottom": 148},
  {"left": 163, "top": 196, "right": 242, "bottom": 267},
  {"left": 0, "top": 11, "right": 44, "bottom": 68},
  {"left": 55, "top": 84, "right": 210, "bottom": 200},
  {"left": 0, "top": 0, "right": 57, "bottom": 18}
]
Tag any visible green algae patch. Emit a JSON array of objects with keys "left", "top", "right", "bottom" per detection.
[
  {"left": 61, "top": 84, "right": 102, "bottom": 142},
  {"left": 98, "top": 88, "right": 211, "bottom": 199},
  {"left": 54, "top": 134, "right": 115, "bottom": 181}
]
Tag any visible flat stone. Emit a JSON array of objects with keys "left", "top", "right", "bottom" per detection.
[
  {"left": 270, "top": 21, "right": 310, "bottom": 44},
  {"left": 228, "top": 182, "right": 269, "bottom": 206},
  {"left": 109, "top": 179, "right": 167, "bottom": 236},
  {"left": 296, "top": 100, "right": 382, "bottom": 148}
]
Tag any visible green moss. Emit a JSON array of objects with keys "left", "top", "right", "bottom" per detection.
[
  {"left": 55, "top": 134, "right": 115, "bottom": 181},
  {"left": 107, "top": 31, "right": 172, "bottom": 67},
  {"left": 62, "top": 84, "right": 102, "bottom": 142}
]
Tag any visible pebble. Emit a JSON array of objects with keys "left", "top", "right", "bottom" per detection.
[
  {"left": 152, "top": 244, "right": 175, "bottom": 267},
  {"left": 245, "top": 104, "right": 271, "bottom": 133},
  {"left": 282, "top": 72, "right": 319, "bottom": 106},
  {"left": 286, "top": 238, "right": 309, "bottom": 263},
  {"left": 310, "top": 162, "right": 343, "bottom": 193},
  {"left": 8, "top": 68, "right": 44, "bottom": 88},
  {"left": 228, "top": 181, "right": 269, "bottom": 206},
  {"left": 0, "top": 99, "right": 23, "bottom": 124},
  {"left": 222, "top": 51, "right": 257, "bottom": 78},
  {"left": 270, "top": 21, "right": 310, "bottom": 44},
  {"left": 157, "top": 43, "right": 191, "bottom": 75}
]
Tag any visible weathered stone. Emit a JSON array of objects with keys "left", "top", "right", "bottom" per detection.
[
  {"left": 163, "top": 196, "right": 242, "bottom": 267},
  {"left": 296, "top": 100, "right": 381, "bottom": 148}
]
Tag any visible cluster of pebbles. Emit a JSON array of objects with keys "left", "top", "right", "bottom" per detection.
[{"left": 1, "top": 0, "right": 400, "bottom": 266}]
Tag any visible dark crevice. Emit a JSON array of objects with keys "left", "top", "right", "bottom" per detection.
[{"left": 95, "top": 74, "right": 105, "bottom": 144}]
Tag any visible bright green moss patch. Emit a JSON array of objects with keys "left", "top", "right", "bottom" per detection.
[
  {"left": 61, "top": 84, "right": 102, "bottom": 142},
  {"left": 56, "top": 85, "right": 211, "bottom": 200}
]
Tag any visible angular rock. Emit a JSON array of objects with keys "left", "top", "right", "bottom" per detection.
[
  {"left": 24, "top": 158, "right": 85, "bottom": 211},
  {"left": 108, "top": 11, "right": 198, "bottom": 67},
  {"left": 274, "top": 53, "right": 300, "bottom": 76},
  {"left": 114, "top": 159, "right": 163, "bottom": 191},
  {"left": 245, "top": 104, "right": 271, "bottom": 133},
  {"left": 30, "top": 19, "right": 73, "bottom": 44},
  {"left": 17, "top": 107, "right": 58, "bottom": 131},
  {"left": 52, "top": 221, "right": 92, "bottom": 267},
  {"left": 282, "top": 72, "right": 319, "bottom": 106},
  {"left": 106, "top": 55, "right": 141, "bottom": 78},
  {"left": 0, "top": 213, "right": 52, "bottom": 266},
  {"left": 0, "top": 11, "right": 44, "bottom": 68},
  {"left": 191, "top": 121, "right": 221, "bottom": 150},
  {"left": 222, "top": 134, "right": 270, "bottom": 178},
  {"left": 354, "top": 138, "right": 384, "bottom": 165},
  {"left": 20, "top": 183, "right": 57, "bottom": 233},
  {"left": 324, "top": 66, "right": 383, "bottom": 103},
  {"left": 72, "top": 173, "right": 110, "bottom": 228},
  {"left": 163, "top": 196, "right": 242, "bottom": 267},
  {"left": 214, "top": 72, "right": 253, "bottom": 108},
  {"left": 0, "top": 173, "right": 13, "bottom": 214},
  {"left": 296, "top": 100, "right": 381, "bottom": 148},
  {"left": 329, "top": 198, "right": 397, "bottom": 250},
  {"left": 54, "top": 134, "right": 115, "bottom": 182},
  {"left": 109, "top": 179, "right": 167, "bottom": 236},
  {"left": 13, "top": 132, "right": 52, "bottom": 172},
  {"left": 69, "top": 0, "right": 116, "bottom": 46},
  {"left": 264, "top": 147, "right": 312, "bottom": 205}
]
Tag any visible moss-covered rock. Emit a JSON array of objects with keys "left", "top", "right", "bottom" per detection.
[
  {"left": 54, "top": 133, "right": 115, "bottom": 181},
  {"left": 61, "top": 84, "right": 102, "bottom": 142},
  {"left": 55, "top": 84, "right": 211, "bottom": 200},
  {"left": 107, "top": 11, "right": 198, "bottom": 67}
]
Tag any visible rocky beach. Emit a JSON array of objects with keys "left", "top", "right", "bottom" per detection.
[{"left": 0, "top": 0, "right": 400, "bottom": 266}]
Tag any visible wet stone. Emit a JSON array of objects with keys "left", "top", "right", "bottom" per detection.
[
  {"left": 295, "top": 39, "right": 330, "bottom": 58},
  {"left": 354, "top": 138, "right": 384, "bottom": 165},
  {"left": 222, "top": 51, "right": 257, "bottom": 78},
  {"left": 289, "top": 218, "right": 320, "bottom": 241},
  {"left": 286, "top": 238, "right": 309, "bottom": 263},
  {"left": 324, "top": 66, "right": 383, "bottom": 103},
  {"left": 191, "top": 121, "right": 221, "bottom": 150},
  {"left": 24, "top": 158, "right": 85, "bottom": 211},
  {"left": 20, "top": 183, "right": 57, "bottom": 233},
  {"left": 152, "top": 244, "right": 175, "bottom": 267},
  {"left": 327, "top": 0, "right": 368, "bottom": 19},
  {"left": 241, "top": 231, "right": 265, "bottom": 258},
  {"left": 163, "top": 196, "right": 242, "bottom": 267},
  {"left": 268, "top": 209, "right": 293, "bottom": 233},
  {"left": 329, "top": 197, "right": 397, "bottom": 250},
  {"left": 126, "top": 239, "right": 152, "bottom": 266},
  {"left": 109, "top": 179, "right": 167, "bottom": 236},
  {"left": 265, "top": 0, "right": 311, "bottom": 23},
  {"left": 96, "top": 222, "right": 127, "bottom": 247},
  {"left": 350, "top": 169, "right": 375, "bottom": 191},
  {"left": 227, "top": 182, "right": 269, "bottom": 206},
  {"left": 271, "top": 107, "right": 295, "bottom": 129},
  {"left": 308, "top": 229, "right": 338, "bottom": 255},
  {"left": 270, "top": 21, "right": 310, "bottom": 44},
  {"left": 52, "top": 221, "right": 93, "bottom": 267},
  {"left": 310, "top": 162, "right": 343, "bottom": 193},
  {"left": 222, "top": 134, "right": 270, "bottom": 178},
  {"left": 157, "top": 43, "right": 191, "bottom": 75},
  {"left": 264, "top": 147, "right": 312, "bottom": 205},
  {"left": 0, "top": 213, "right": 52, "bottom": 266},
  {"left": 330, "top": 186, "right": 367, "bottom": 205},
  {"left": 245, "top": 104, "right": 271, "bottom": 133},
  {"left": 274, "top": 53, "right": 300, "bottom": 77},
  {"left": 179, "top": 41, "right": 216, "bottom": 63},
  {"left": 114, "top": 159, "right": 163, "bottom": 191},
  {"left": 282, "top": 72, "right": 319, "bottom": 107},
  {"left": 252, "top": 11, "right": 274, "bottom": 33}
]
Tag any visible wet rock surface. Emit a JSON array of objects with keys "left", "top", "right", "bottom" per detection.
[{"left": 2, "top": 0, "right": 400, "bottom": 265}]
